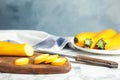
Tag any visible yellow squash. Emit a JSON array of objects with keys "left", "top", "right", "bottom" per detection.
[
  {"left": 51, "top": 57, "right": 67, "bottom": 66},
  {"left": 84, "top": 28, "right": 117, "bottom": 49},
  {"left": 74, "top": 32, "right": 97, "bottom": 47},
  {"left": 0, "top": 41, "right": 34, "bottom": 56},
  {"left": 44, "top": 55, "right": 58, "bottom": 63},
  {"left": 96, "top": 33, "right": 120, "bottom": 50},
  {"left": 34, "top": 54, "right": 49, "bottom": 64},
  {"left": 15, "top": 58, "right": 29, "bottom": 66}
]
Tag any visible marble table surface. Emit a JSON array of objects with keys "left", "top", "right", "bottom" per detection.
[{"left": 0, "top": 49, "right": 120, "bottom": 80}]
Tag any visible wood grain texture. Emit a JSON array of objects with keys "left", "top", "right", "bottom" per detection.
[{"left": 0, "top": 52, "right": 71, "bottom": 74}]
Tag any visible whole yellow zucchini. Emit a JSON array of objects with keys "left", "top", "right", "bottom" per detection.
[
  {"left": 74, "top": 32, "right": 97, "bottom": 47},
  {"left": 84, "top": 28, "right": 117, "bottom": 49},
  {"left": 0, "top": 41, "right": 34, "bottom": 56},
  {"left": 96, "top": 33, "right": 120, "bottom": 50}
]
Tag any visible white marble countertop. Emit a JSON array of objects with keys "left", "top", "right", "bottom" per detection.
[{"left": 1, "top": 49, "right": 120, "bottom": 80}]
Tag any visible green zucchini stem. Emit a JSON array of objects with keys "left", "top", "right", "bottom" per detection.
[
  {"left": 96, "top": 38, "right": 106, "bottom": 49},
  {"left": 84, "top": 39, "right": 93, "bottom": 48}
]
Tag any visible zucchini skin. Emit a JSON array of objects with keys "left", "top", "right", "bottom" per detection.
[
  {"left": 0, "top": 41, "right": 34, "bottom": 56},
  {"left": 105, "top": 33, "right": 120, "bottom": 50},
  {"left": 74, "top": 32, "right": 97, "bottom": 47}
]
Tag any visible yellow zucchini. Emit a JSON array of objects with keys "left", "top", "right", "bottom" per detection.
[
  {"left": 44, "top": 55, "right": 58, "bottom": 63},
  {"left": 34, "top": 54, "right": 49, "bottom": 64},
  {"left": 15, "top": 58, "right": 29, "bottom": 66},
  {"left": 34, "top": 54, "right": 67, "bottom": 66},
  {"left": 98, "top": 33, "right": 120, "bottom": 50},
  {"left": 74, "top": 32, "right": 97, "bottom": 47},
  {"left": 84, "top": 28, "right": 117, "bottom": 49},
  {"left": 0, "top": 41, "right": 34, "bottom": 56},
  {"left": 51, "top": 57, "right": 67, "bottom": 66}
]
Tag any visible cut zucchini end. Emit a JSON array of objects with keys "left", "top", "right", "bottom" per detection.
[
  {"left": 84, "top": 39, "right": 93, "bottom": 48},
  {"left": 25, "top": 44, "right": 34, "bottom": 56},
  {"left": 96, "top": 38, "right": 106, "bottom": 49}
]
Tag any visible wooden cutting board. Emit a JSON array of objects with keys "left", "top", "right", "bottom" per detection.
[{"left": 0, "top": 52, "right": 71, "bottom": 74}]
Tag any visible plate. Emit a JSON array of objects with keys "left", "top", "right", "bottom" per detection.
[{"left": 71, "top": 39, "right": 120, "bottom": 55}]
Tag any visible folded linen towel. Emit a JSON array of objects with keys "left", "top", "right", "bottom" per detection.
[
  {"left": 33, "top": 35, "right": 70, "bottom": 51},
  {"left": 0, "top": 30, "right": 71, "bottom": 51}
]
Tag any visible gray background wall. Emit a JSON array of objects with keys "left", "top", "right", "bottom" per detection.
[{"left": 0, "top": 0, "right": 120, "bottom": 36}]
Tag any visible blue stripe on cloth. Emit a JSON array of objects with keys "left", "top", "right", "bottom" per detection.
[
  {"left": 4, "top": 40, "right": 19, "bottom": 43},
  {"left": 33, "top": 37, "right": 55, "bottom": 49},
  {"left": 56, "top": 37, "right": 66, "bottom": 47}
]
